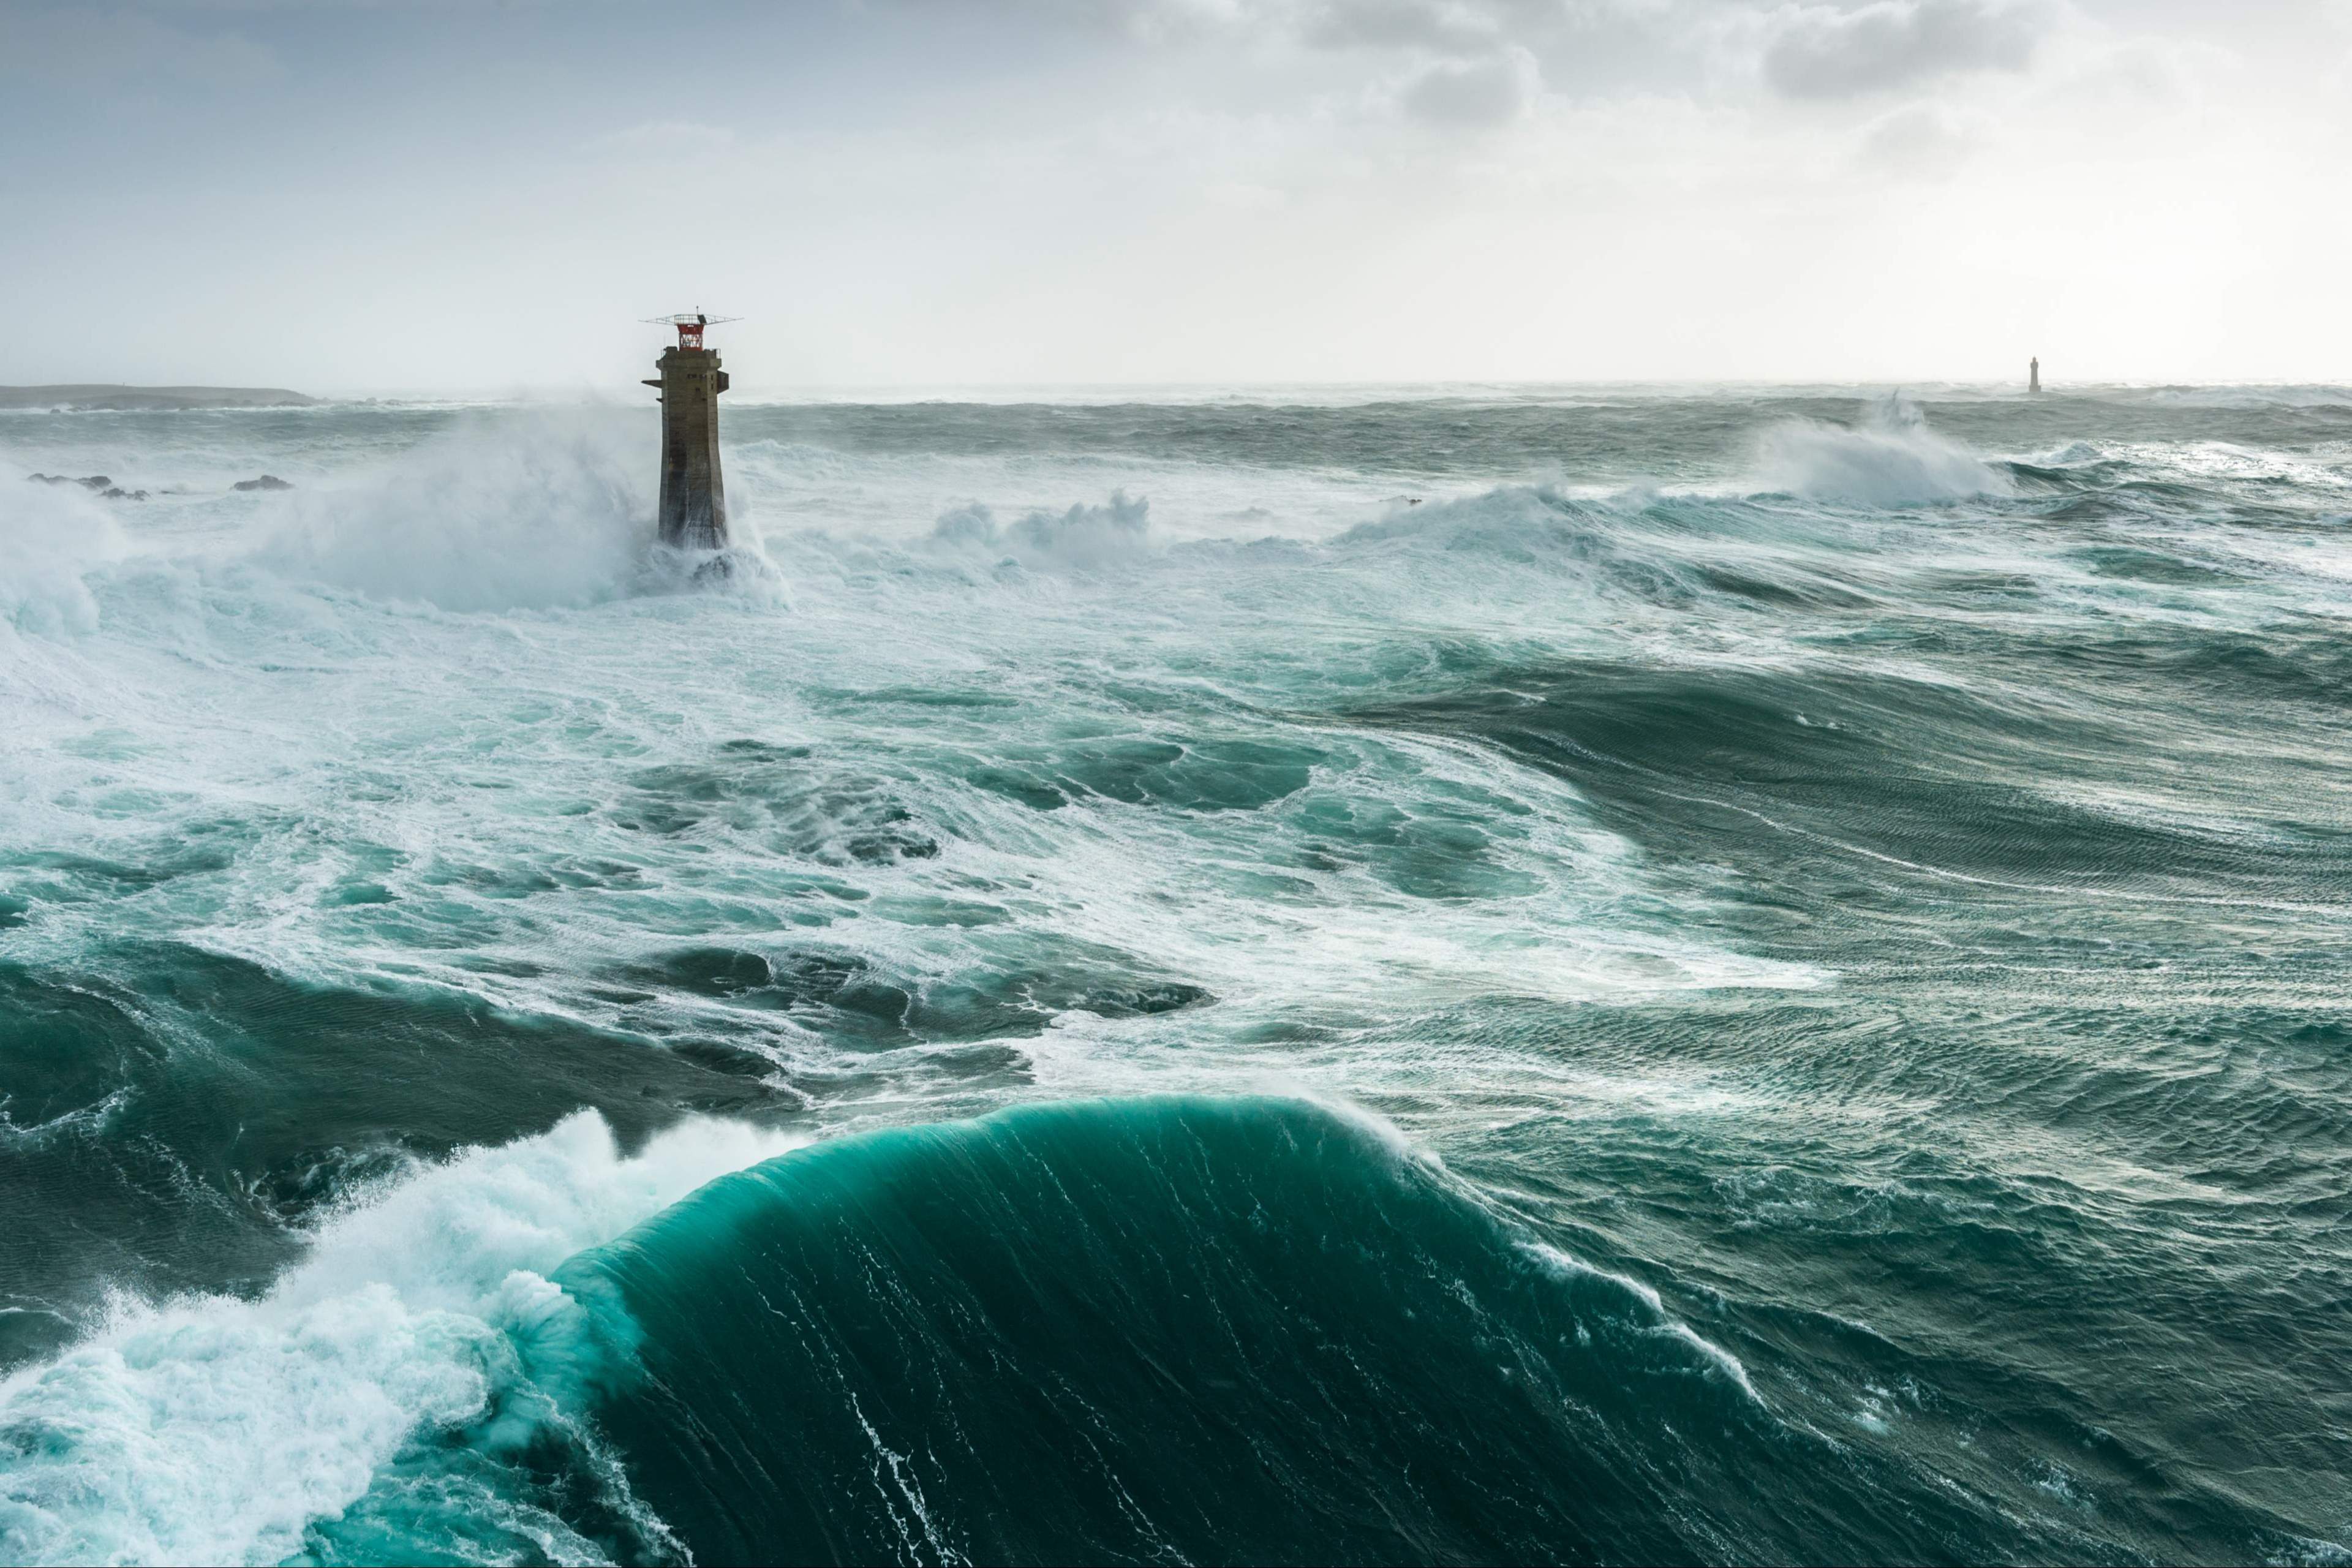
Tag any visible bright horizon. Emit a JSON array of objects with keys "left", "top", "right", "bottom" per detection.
[{"left": 12, "top": 379, "right": 2338, "bottom": 406}]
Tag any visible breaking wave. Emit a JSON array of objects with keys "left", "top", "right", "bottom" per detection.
[
  {"left": 1754, "top": 391, "right": 2013, "bottom": 505},
  {"left": 0, "top": 1113, "right": 796, "bottom": 1566},
  {"left": 551, "top": 1095, "right": 1803, "bottom": 1564},
  {"left": 929, "top": 489, "right": 1153, "bottom": 571},
  {"left": 0, "top": 1097, "right": 1844, "bottom": 1564},
  {"left": 0, "top": 481, "right": 127, "bottom": 638},
  {"left": 257, "top": 410, "right": 659, "bottom": 612}
]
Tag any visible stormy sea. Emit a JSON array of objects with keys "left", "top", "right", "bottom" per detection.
[{"left": 1, "top": 385, "right": 2346, "bottom": 1567}]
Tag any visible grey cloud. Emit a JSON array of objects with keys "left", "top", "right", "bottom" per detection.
[
  {"left": 1073, "top": 0, "right": 1539, "bottom": 55},
  {"left": 1078, "top": 0, "right": 1736, "bottom": 105},
  {"left": 1855, "top": 102, "right": 1979, "bottom": 174},
  {"left": 1762, "top": 0, "right": 2048, "bottom": 99},
  {"left": 1068, "top": 0, "right": 1556, "bottom": 128},
  {"left": 0, "top": 6, "right": 279, "bottom": 86},
  {"left": 1390, "top": 43, "right": 1540, "bottom": 126},
  {"left": 1044, "top": 0, "right": 2056, "bottom": 116},
  {"left": 1298, "top": 0, "right": 1502, "bottom": 51}
]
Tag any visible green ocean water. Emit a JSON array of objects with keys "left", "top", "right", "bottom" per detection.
[{"left": 0, "top": 386, "right": 2347, "bottom": 1564}]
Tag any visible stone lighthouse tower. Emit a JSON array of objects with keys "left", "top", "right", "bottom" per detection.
[{"left": 643, "top": 312, "right": 735, "bottom": 549}]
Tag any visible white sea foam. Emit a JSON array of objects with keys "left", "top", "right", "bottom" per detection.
[
  {"left": 258, "top": 409, "right": 655, "bottom": 612},
  {"left": 1754, "top": 393, "right": 2011, "bottom": 507},
  {"left": 930, "top": 490, "right": 1153, "bottom": 570},
  {"left": 0, "top": 479, "right": 129, "bottom": 636},
  {"left": 0, "top": 1112, "right": 796, "bottom": 1567}
]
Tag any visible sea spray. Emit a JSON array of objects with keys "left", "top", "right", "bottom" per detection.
[
  {"left": 930, "top": 489, "right": 1153, "bottom": 571},
  {"left": 0, "top": 1112, "right": 796, "bottom": 1566},
  {"left": 0, "top": 480, "right": 128, "bottom": 637},
  {"left": 1755, "top": 391, "right": 2013, "bottom": 505},
  {"left": 260, "top": 408, "right": 652, "bottom": 612}
]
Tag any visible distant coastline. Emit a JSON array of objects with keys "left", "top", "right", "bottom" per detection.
[{"left": 0, "top": 384, "right": 316, "bottom": 412}]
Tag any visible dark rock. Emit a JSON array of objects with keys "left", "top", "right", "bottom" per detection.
[
  {"left": 233, "top": 474, "right": 293, "bottom": 492},
  {"left": 26, "top": 473, "right": 113, "bottom": 490},
  {"left": 99, "top": 488, "right": 148, "bottom": 501}
]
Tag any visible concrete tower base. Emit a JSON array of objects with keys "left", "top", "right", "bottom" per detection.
[{"left": 645, "top": 347, "right": 731, "bottom": 549}]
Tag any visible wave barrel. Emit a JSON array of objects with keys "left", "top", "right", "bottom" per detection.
[{"left": 642, "top": 312, "right": 733, "bottom": 549}]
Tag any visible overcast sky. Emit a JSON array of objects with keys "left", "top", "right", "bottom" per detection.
[{"left": 2, "top": 0, "right": 2346, "bottom": 391}]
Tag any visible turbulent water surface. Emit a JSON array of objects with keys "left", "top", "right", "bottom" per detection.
[{"left": 1, "top": 385, "right": 2348, "bottom": 1565}]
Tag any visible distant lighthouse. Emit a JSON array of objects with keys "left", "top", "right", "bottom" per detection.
[
  {"left": 643, "top": 312, "right": 736, "bottom": 549},
  {"left": 2029, "top": 356, "right": 2041, "bottom": 395}
]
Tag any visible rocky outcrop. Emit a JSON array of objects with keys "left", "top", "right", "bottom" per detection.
[
  {"left": 27, "top": 473, "right": 146, "bottom": 499},
  {"left": 232, "top": 475, "right": 293, "bottom": 492}
]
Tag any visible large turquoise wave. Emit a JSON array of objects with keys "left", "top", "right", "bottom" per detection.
[{"left": 539, "top": 1096, "right": 2047, "bottom": 1566}]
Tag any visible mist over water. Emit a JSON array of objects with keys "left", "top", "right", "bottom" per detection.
[{"left": 1, "top": 386, "right": 2349, "bottom": 1565}]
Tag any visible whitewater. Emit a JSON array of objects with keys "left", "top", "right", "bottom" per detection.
[{"left": 1, "top": 386, "right": 2346, "bottom": 1565}]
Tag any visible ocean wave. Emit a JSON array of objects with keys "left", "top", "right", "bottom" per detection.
[
  {"left": 2133, "top": 384, "right": 2352, "bottom": 411},
  {"left": 552, "top": 1095, "right": 1838, "bottom": 1566},
  {"left": 254, "top": 410, "right": 659, "bottom": 612},
  {"left": 929, "top": 489, "right": 1152, "bottom": 571},
  {"left": 0, "top": 480, "right": 128, "bottom": 638},
  {"left": 0, "top": 1110, "right": 796, "bottom": 1567},
  {"left": 1344, "top": 649, "right": 2339, "bottom": 902},
  {"left": 1330, "top": 482, "right": 1615, "bottom": 555},
  {"left": 0, "top": 1095, "right": 1909, "bottom": 1566},
  {"left": 1752, "top": 393, "right": 2013, "bottom": 507}
]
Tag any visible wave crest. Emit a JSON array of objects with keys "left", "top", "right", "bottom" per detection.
[
  {"left": 0, "top": 480, "right": 129, "bottom": 636},
  {"left": 557, "top": 1095, "right": 1793, "bottom": 1566},
  {"left": 1755, "top": 393, "right": 2011, "bottom": 506},
  {"left": 0, "top": 1111, "right": 795, "bottom": 1566},
  {"left": 258, "top": 410, "right": 654, "bottom": 612},
  {"left": 930, "top": 489, "right": 1152, "bottom": 570}
]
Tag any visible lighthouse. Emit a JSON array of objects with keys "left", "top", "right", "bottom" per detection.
[{"left": 643, "top": 312, "right": 736, "bottom": 549}]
